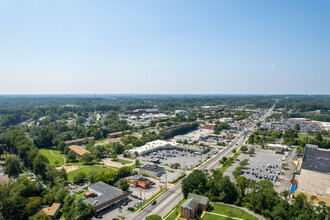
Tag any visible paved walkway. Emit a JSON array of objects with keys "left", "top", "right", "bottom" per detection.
[
  {"left": 202, "top": 211, "right": 244, "bottom": 220},
  {"left": 50, "top": 150, "right": 66, "bottom": 165}
]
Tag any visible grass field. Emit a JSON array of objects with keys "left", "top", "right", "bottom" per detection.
[
  {"left": 76, "top": 189, "right": 88, "bottom": 200},
  {"left": 202, "top": 213, "right": 227, "bottom": 220},
  {"left": 111, "top": 158, "right": 132, "bottom": 164},
  {"left": 40, "top": 149, "right": 65, "bottom": 166},
  {"left": 209, "top": 203, "right": 258, "bottom": 220},
  {"left": 297, "top": 134, "right": 330, "bottom": 141},
  {"left": 164, "top": 199, "right": 186, "bottom": 220},
  {"left": 67, "top": 166, "right": 115, "bottom": 181}
]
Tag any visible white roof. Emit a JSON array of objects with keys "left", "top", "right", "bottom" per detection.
[
  {"left": 127, "top": 140, "right": 178, "bottom": 154},
  {"left": 265, "top": 144, "right": 288, "bottom": 149}
]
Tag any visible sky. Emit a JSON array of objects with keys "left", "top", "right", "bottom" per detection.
[{"left": 0, "top": 0, "right": 329, "bottom": 95}]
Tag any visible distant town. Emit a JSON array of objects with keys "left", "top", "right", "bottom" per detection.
[{"left": 0, "top": 95, "right": 329, "bottom": 220}]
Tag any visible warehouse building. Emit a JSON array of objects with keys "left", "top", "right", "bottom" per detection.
[
  {"left": 292, "top": 144, "right": 330, "bottom": 205},
  {"left": 84, "top": 181, "right": 129, "bottom": 212}
]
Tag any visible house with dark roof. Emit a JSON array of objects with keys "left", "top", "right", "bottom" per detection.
[
  {"left": 181, "top": 193, "right": 209, "bottom": 218},
  {"left": 139, "top": 164, "right": 165, "bottom": 178},
  {"left": 84, "top": 181, "right": 129, "bottom": 212}
]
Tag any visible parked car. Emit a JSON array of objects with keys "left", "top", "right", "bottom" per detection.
[{"left": 128, "top": 207, "right": 135, "bottom": 211}]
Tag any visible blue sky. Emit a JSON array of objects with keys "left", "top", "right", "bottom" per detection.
[{"left": 0, "top": 0, "right": 329, "bottom": 94}]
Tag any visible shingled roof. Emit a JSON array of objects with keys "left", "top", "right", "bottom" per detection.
[
  {"left": 187, "top": 192, "right": 209, "bottom": 205},
  {"left": 181, "top": 193, "right": 209, "bottom": 210}
]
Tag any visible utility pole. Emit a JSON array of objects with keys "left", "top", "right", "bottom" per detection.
[{"left": 140, "top": 187, "right": 142, "bottom": 200}]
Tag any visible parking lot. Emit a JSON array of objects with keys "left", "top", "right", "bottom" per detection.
[
  {"left": 141, "top": 149, "right": 214, "bottom": 169},
  {"left": 243, "top": 149, "right": 284, "bottom": 183},
  {"left": 226, "top": 149, "right": 285, "bottom": 184},
  {"left": 127, "top": 176, "right": 164, "bottom": 201}
]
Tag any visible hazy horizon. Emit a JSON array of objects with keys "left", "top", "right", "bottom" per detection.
[{"left": 1, "top": 0, "right": 330, "bottom": 94}]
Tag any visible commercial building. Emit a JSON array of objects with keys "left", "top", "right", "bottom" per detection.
[
  {"left": 138, "top": 164, "right": 165, "bottom": 178},
  {"left": 65, "top": 137, "right": 95, "bottom": 146},
  {"left": 125, "top": 176, "right": 151, "bottom": 188},
  {"left": 126, "top": 140, "right": 209, "bottom": 156},
  {"left": 219, "top": 117, "right": 233, "bottom": 123},
  {"left": 107, "top": 130, "right": 131, "bottom": 139},
  {"left": 175, "top": 110, "right": 188, "bottom": 116},
  {"left": 84, "top": 181, "right": 129, "bottom": 212},
  {"left": 292, "top": 144, "right": 330, "bottom": 204},
  {"left": 42, "top": 203, "right": 61, "bottom": 219},
  {"left": 125, "top": 109, "right": 159, "bottom": 115},
  {"left": 181, "top": 193, "right": 209, "bottom": 218},
  {"left": 265, "top": 144, "right": 288, "bottom": 154},
  {"left": 200, "top": 123, "right": 217, "bottom": 130},
  {"left": 68, "top": 145, "right": 91, "bottom": 158}
]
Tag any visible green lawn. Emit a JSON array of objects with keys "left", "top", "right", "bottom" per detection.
[
  {"left": 210, "top": 203, "right": 258, "bottom": 220},
  {"left": 75, "top": 189, "right": 88, "bottom": 200},
  {"left": 202, "top": 213, "right": 227, "bottom": 220},
  {"left": 94, "top": 138, "right": 109, "bottom": 144},
  {"left": 40, "top": 149, "right": 65, "bottom": 166},
  {"left": 297, "top": 134, "right": 330, "bottom": 141},
  {"left": 220, "top": 151, "right": 241, "bottom": 173},
  {"left": 67, "top": 166, "right": 115, "bottom": 181},
  {"left": 164, "top": 199, "right": 186, "bottom": 220},
  {"left": 111, "top": 158, "right": 132, "bottom": 164}
]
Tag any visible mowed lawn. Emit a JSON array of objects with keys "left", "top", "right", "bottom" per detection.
[
  {"left": 202, "top": 213, "right": 227, "bottom": 220},
  {"left": 111, "top": 158, "right": 132, "bottom": 164},
  {"left": 40, "top": 149, "right": 65, "bottom": 166},
  {"left": 67, "top": 166, "right": 115, "bottom": 181},
  {"left": 209, "top": 203, "right": 258, "bottom": 220}
]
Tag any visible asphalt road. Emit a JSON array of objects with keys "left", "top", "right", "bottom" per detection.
[{"left": 127, "top": 104, "right": 275, "bottom": 220}]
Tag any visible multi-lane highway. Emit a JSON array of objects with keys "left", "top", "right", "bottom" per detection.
[{"left": 129, "top": 104, "right": 275, "bottom": 220}]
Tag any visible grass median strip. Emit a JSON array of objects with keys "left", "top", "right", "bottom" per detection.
[{"left": 164, "top": 199, "right": 186, "bottom": 220}]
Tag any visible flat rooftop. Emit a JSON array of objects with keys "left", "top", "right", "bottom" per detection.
[
  {"left": 139, "top": 164, "right": 164, "bottom": 173},
  {"left": 85, "top": 181, "right": 126, "bottom": 207},
  {"left": 302, "top": 148, "right": 330, "bottom": 174}
]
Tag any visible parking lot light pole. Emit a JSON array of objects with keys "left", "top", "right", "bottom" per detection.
[{"left": 165, "top": 172, "right": 167, "bottom": 190}]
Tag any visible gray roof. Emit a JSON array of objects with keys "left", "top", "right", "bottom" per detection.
[
  {"left": 181, "top": 198, "right": 199, "bottom": 210},
  {"left": 139, "top": 164, "right": 164, "bottom": 173},
  {"left": 85, "top": 181, "right": 125, "bottom": 206},
  {"left": 187, "top": 193, "right": 209, "bottom": 205},
  {"left": 302, "top": 148, "right": 330, "bottom": 174}
]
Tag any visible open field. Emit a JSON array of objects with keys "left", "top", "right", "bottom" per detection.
[
  {"left": 209, "top": 203, "right": 258, "bottom": 220},
  {"left": 202, "top": 213, "right": 227, "bottom": 220},
  {"left": 40, "top": 149, "right": 65, "bottom": 166},
  {"left": 297, "top": 134, "right": 330, "bottom": 141},
  {"left": 67, "top": 166, "right": 115, "bottom": 181}
]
